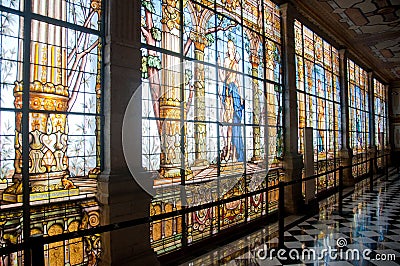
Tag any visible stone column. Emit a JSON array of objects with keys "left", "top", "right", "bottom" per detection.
[
  {"left": 338, "top": 49, "right": 354, "bottom": 186},
  {"left": 158, "top": 0, "right": 192, "bottom": 179},
  {"left": 191, "top": 32, "right": 209, "bottom": 168},
  {"left": 280, "top": 3, "right": 304, "bottom": 214},
  {"left": 159, "top": 7, "right": 184, "bottom": 177},
  {"left": 367, "top": 72, "right": 377, "bottom": 171},
  {"left": 97, "top": 0, "right": 159, "bottom": 265}
]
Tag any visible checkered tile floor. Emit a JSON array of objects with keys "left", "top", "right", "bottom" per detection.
[
  {"left": 183, "top": 172, "right": 400, "bottom": 266},
  {"left": 263, "top": 180, "right": 400, "bottom": 266}
]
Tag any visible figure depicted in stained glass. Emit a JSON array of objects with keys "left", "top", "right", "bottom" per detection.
[{"left": 218, "top": 40, "right": 244, "bottom": 162}]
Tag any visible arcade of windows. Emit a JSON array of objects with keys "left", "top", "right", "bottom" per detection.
[
  {"left": 0, "top": 0, "right": 389, "bottom": 262},
  {"left": 140, "top": 0, "right": 389, "bottom": 255}
]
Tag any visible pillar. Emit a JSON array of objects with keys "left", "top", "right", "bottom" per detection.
[
  {"left": 338, "top": 49, "right": 354, "bottom": 186},
  {"left": 192, "top": 33, "right": 209, "bottom": 168},
  {"left": 158, "top": 0, "right": 192, "bottom": 180},
  {"left": 280, "top": 3, "right": 304, "bottom": 214},
  {"left": 159, "top": 1, "right": 184, "bottom": 178},
  {"left": 97, "top": 0, "right": 159, "bottom": 265},
  {"left": 245, "top": 30, "right": 262, "bottom": 162}
]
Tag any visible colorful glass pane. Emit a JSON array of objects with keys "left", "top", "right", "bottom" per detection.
[
  {"left": 348, "top": 59, "right": 369, "bottom": 177},
  {"left": 0, "top": 0, "right": 103, "bottom": 264},
  {"left": 294, "top": 20, "right": 303, "bottom": 55},
  {"left": 374, "top": 79, "right": 388, "bottom": 167},
  {"left": 264, "top": 0, "right": 281, "bottom": 43},
  {"left": 295, "top": 20, "right": 341, "bottom": 194},
  {"left": 141, "top": 0, "right": 283, "bottom": 254}
]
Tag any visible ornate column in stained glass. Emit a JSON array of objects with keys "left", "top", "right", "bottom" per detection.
[
  {"left": 280, "top": 3, "right": 304, "bottom": 214},
  {"left": 191, "top": 31, "right": 209, "bottom": 168},
  {"left": 338, "top": 49, "right": 354, "bottom": 186},
  {"left": 159, "top": 0, "right": 191, "bottom": 179},
  {"left": 248, "top": 33, "right": 262, "bottom": 162},
  {"left": 94, "top": 0, "right": 103, "bottom": 175},
  {"left": 3, "top": 0, "right": 79, "bottom": 202}
]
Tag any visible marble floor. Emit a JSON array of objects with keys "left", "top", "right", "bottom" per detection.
[{"left": 182, "top": 170, "right": 400, "bottom": 266}]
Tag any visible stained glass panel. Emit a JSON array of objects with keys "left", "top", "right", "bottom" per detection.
[
  {"left": 150, "top": 188, "right": 183, "bottom": 253},
  {"left": 295, "top": 20, "right": 341, "bottom": 194},
  {"left": 264, "top": 0, "right": 281, "bottom": 44},
  {"left": 31, "top": 0, "right": 101, "bottom": 30},
  {"left": 374, "top": 79, "right": 388, "bottom": 168},
  {"left": 0, "top": 0, "right": 23, "bottom": 10},
  {"left": 294, "top": 20, "right": 302, "bottom": 55},
  {"left": 0, "top": 1, "right": 103, "bottom": 264},
  {"left": 141, "top": 0, "right": 283, "bottom": 254},
  {"left": 0, "top": 10, "right": 22, "bottom": 200},
  {"left": 348, "top": 59, "right": 369, "bottom": 177}
]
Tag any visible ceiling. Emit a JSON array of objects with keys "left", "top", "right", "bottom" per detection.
[{"left": 289, "top": 0, "right": 400, "bottom": 84}]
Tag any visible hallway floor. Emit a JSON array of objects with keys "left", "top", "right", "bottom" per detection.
[{"left": 182, "top": 171, "right": 400, "bottom": 265}]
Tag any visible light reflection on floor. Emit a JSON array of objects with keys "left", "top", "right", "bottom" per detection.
[{"left": 181, "top": 171, "right": 400, "bottom": 265}]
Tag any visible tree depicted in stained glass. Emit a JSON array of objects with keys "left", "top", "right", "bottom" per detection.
[
  {"left": 0, "top": 0, "right": 103, "bottom": 264},
  {"left": 1, "top": 0, "right": 102, "bottom": 203}
]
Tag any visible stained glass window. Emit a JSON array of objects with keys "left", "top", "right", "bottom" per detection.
[
  {"left": 374, "top": 79, "right": 388, "bottom": 168},
  {"left": 348, "top": 59, "right": 369, "bottom": 177},
  {"left": 0, "top": 0, "right": 103, "bottom": 264},
  {"left": 295, "top": 20, "right": 341, "bottom": 194},
  {"left": 141, "top": 0, "right": 283, "bottom": 254}
]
